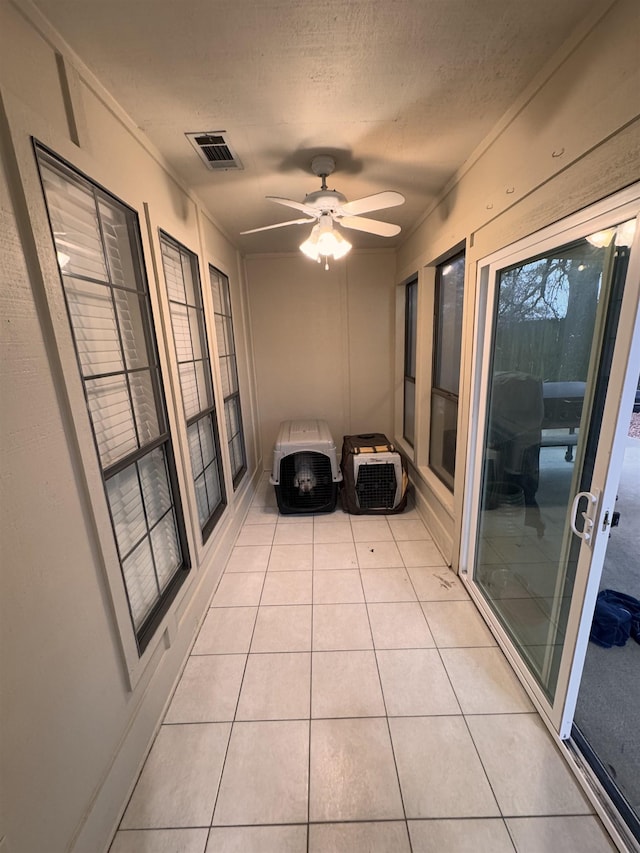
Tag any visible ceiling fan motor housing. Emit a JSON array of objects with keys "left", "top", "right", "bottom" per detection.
[{"left": 303, "top": 189, "right": 347, "bottom": 210}]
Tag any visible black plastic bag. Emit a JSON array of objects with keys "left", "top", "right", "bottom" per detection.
[{"left": 589, "top": 589, "right": 640, "bottom": 648}]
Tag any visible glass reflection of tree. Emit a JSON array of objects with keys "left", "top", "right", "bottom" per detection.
[{"left": 495, "top": 246, "right": 604, "bottom": 384}]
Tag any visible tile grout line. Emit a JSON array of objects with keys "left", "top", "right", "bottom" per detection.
[
  {"left": 205, "top": 511, "right": 273, "bottom": 830},
  {"left": 458, "top": 691, "right": 509, "bottom": 827},
  {"left": 406, "top": 540, "right": 510, "bottom": 833},
  {"left": 159, "top": 709, "right": 540, "bottom": 726},
  {"left": 354, "top": 520, "right": 416, "bottom": 853},
  {"left": 190, "top": 641, "right": 506, "bottom": 655},
  {"left": 307, "top": 513, "right": 319, "bottom": 852},
  {"left": 387, "top": 527, "right": 419, "bottom": 853}
]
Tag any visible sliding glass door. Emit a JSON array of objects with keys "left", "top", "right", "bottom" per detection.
[
  {"left": 463, "top": 187, "right": 639, "bottom": 745},
  {"left": 573, "top": 410, "right": 640, "bottom": 841}
]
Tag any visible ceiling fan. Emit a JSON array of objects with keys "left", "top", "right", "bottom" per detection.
[{"left": 241, "top": 155, "right": 405, "bottom": 267}]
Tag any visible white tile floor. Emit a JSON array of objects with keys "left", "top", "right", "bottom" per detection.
[{"left": 109, "top": 477, "right": 617, "bottom": 853}]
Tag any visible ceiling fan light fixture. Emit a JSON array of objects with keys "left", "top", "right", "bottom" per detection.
[
  {"left": 615, "top": 219, "right": 636, "bottom": 247},
  {"left": 586, "top": 220, "right": 636, "bottom": 249},
  {"left": 585, "top": 228, "right": 615, "bottom": 248},
  {"left": 299, "top": 218, "right": 351, "bottom": 267}
]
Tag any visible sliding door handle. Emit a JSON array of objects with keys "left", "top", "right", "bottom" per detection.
[{"left": 569, "top": 490, "right": 599, "bottom": 546}]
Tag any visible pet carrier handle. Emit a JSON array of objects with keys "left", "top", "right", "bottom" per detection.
[
  {"left": 353, "top": 434, "right": 396, "bottom": 454},
  {"left": 569, "top": 490, "right": 599, "bottom": 546}
]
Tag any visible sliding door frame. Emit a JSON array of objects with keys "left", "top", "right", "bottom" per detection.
[{"left": 459, "top": 183, "right": 640, "bottom": 740}]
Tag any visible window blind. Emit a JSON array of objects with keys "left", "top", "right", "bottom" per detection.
[
  {"left": 37, "top": 147, "right": 189, "bottom": 652},
  {"left": 160, "top": 233, "right": 226, "bottom": 539}
]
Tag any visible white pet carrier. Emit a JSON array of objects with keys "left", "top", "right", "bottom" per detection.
[{"left": 270, "top": 419, "right": 342, "bottom": 514}]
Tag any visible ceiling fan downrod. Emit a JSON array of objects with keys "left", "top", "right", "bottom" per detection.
[{"left": 310, "top": 155, "right": 335, "bottom": 192}]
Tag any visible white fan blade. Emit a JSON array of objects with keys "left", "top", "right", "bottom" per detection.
[
  {"left": 266, "top": 196, "right": 317, "bottom": 215},
  {"left": 241, "top": 217, "right": 316, "bottom": 235},
  {"left": 340, "top": 191, "right": 405, "bottom": 216},
  {"left": 339, "top": 216, "right": 401, "bottom": 237}
]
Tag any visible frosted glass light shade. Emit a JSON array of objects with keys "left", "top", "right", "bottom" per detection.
[{"left": 300, "top": 220, "right": 351, "bottom": 262}]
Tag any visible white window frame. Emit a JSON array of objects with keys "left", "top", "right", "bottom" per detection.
[
  {"left": 159, "top": 232, "right": 227, "bottom": 542},
  {"left": 35, "top": 144, "right": 191, "bottom": 665},
  {"left": 429, "top": 248, "right": 466, "bottom": 491},
  {"left": 403, "top": 275, "right": 418, "bottom": 448},
  {"left": 210, "top": 264, "right": 247, "bottom": 489}
]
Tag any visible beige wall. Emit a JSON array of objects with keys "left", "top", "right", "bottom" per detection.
[
  {"left": 1, "top": 0, "right": 640, "bottom": 851},
  {"left": 245, "top": 250, "right": 396, "bottom": 465},
  {"left": 394, "top": 0, "right": 640, "bottom": 565},
  {"left": 0, "top": 4, "right": 260, "bottom": 853}
]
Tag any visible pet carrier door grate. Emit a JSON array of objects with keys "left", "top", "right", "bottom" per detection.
[
  {"left": 340, "top": 433, "right": 408, "bottom": 514},
  {"left": 279, "top": 451, "right": 335, "bottom": 513},
  {"left": 355, "top": 460, "right": 398, "bottom": 509}
]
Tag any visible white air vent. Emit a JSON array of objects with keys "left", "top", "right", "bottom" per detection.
[{"left": 185, "top": 132, "right": 243, "bottom": 171}]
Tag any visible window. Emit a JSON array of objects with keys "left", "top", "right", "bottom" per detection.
[
  {"left": 160, "top": 234, "right": 227, "bottom": 540},
  {"left": 210, "top": 266, "right": 247, "bottom": 487},
  {"left": 429, "top": 250, "right": 465, "bottom": 490},
  {"left": 403, "top": 277, "right": 418, "bottom": 447},
  {"left": 36, "top": 147, "right": 190, "bottom": 654}
]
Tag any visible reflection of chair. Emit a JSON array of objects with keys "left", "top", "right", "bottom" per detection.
[
  {"left": 489, "top": 372, "right": 544, "bottom": 507},
  {"left": 541, "top": 381, "right": 585, "bottom": 461}
]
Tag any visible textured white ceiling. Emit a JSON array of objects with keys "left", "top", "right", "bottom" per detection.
[{"left": 32, "top": 0, "right": 605, "bottom": 254}]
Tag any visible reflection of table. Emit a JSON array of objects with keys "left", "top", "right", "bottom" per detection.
[{"left": 541, "top": 381, "right": 585, "bottom": 461}]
